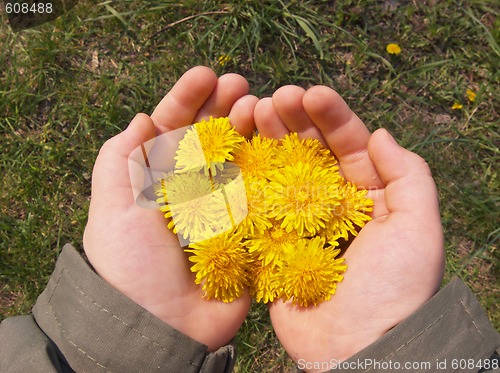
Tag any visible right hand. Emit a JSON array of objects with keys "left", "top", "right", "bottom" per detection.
[{"left": 254, "top": 85, "right": 445, "bottom": 370}]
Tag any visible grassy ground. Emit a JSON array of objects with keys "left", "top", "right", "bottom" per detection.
[{"left": 1, "top": 0, "right": 498, "bottom": 371}]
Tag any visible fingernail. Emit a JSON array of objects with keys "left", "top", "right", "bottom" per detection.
[
  {"left": 126, "top": 114, "right": 140, "bottom": 130},
  {"left": 130, "top": 113, "right": 140, "bottom": 123},
  {"left": 385, "top": 129, "right": 398, "bottom": 145}
]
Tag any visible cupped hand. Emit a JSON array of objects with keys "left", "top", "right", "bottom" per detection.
[
  {"left": 83, "top": 67, "right": 258, "bottom": 351},
  {"left": 254, "top": 86, "right": 445, "bottom": 370}
]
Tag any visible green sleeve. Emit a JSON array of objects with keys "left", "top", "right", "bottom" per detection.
[
  {"left": 0, "top": 244, "right": 236, "bottom": 373},
  {"left": 297, "top": 278, "right": 500, "bottom": 373}
]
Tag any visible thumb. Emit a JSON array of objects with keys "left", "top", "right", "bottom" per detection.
[
  {"left": 368, "top": 128, "right": 440, "bottom": 221},
  {"left": 367, "top": 128, "right": 445, "bottom": 290},
  {"left": 368, "top": 128, "right": 444, "bottom": 277},
  {"left": 90, "top": 113, "right": 157, "bottom": 210}
]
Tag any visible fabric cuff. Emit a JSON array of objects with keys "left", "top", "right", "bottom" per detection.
[
  {"left": 33, "top": 244, "right": 236, "bottom": 373},
  {"left": 318, "top": 277, "right": 500, "bottom": 372},
  {"left": 295, "top": 278, "right": 500, "bottom": 373}
]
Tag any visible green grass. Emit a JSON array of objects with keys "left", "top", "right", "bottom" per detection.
[{"left": 1, "top": 0, "right": 498, "bottom": 371}]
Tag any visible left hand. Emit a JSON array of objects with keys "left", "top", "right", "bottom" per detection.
[{"left": 83, "top": 66, "right": 258, "bottom": 351}]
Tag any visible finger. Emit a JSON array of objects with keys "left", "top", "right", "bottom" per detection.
[
  {"left": 228, "top": 94, "right": 259, "bottom": 138},
  {"left": 303, "top": 86, "right": 383, "bottom": 188},
  {"left": 368, "top": 129, "right": 440, "bottom": 220},
  {"left": 90, "top": 113, "right": 156, "bottom": 211},
  {"left": 272, "top": 85, "right": 327, "bottom": 146},
  {"left": 195, "top": 73, "right": 250, "bottom": 122},
  {"left": 151, "top": 66, "right": 218, "bottom": 133},
  {"left": 254, "top": 97, "right": 289, "bottom": 139}
]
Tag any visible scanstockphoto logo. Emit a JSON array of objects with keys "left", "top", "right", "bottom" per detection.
[{"left": 2, "top": 0, "right": 78, "bottom": 31}]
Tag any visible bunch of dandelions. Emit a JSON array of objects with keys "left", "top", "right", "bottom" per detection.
[{"left": 155, "top": 117, "right": 373, "bottom": 306}]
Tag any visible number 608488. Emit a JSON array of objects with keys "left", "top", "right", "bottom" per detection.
[{"left": 5, "top": 2, "right": 53, "bottom": 14}]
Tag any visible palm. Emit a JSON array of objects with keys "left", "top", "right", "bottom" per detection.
[
  {"left": 255, "top": 85, "right": 445, "bottom": 367},
  {"left": 83, "top": 67, "right": 259, "bottom": 351}
]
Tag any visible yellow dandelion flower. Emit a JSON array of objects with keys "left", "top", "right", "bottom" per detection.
[
  {"left": 157, "top": 119, "right": 365, "bottom": 305},
  {"left": 249, "top": 262, "right": 279, "bottom": 304},
  {"left": 276, "top": 132, "right": 338, "bottom": 170},
  {"left": 275, "top": 237, "right": 347, "bottom": 307},
  {"left": 266, "top": 162, "right": 343, "bottom": 236},
  {"left": 174, "top": 117, "right": 245, "bottom": 176},
  {"left": 210, "top": 161, "right": 243, "bottom": 187},
  {"left": 185, "top": 229, "right": 250, "bottom": 302},
  {"left": 218, "top": 54, "right": 232, "bottom": 66},
  {"left": 386, "top": 43, "right": 402, "bottom": 55},
  {"left": 466, "top": 89, "right": 476, "bottom": 102},
  {"left": 233, "top": 134, "right": 278, "bottom": 180},
  {"left": 231, "top": 176, "right": 273, "bottom": 237},
  {"left": 246, "top": 224, "right": 299, "bottom": 268},
  {"left": 451, "top": 102, "right": 463, "bottom": 110},
  {"left": 214, "top": 170, "right": 248, "bottom": 230},
  {"left": 155, "top": 171, "right": 231, "bottom": 243},
  {"left": 321, "top": 182, "right": 373, "bottom": 243}
]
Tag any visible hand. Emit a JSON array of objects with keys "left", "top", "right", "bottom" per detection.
[
  {"left": 254, "top": 86, "right": 445, "bottom": 370},
  {"left": 83, "top": 66, "right": 258, "bottom": 351}
]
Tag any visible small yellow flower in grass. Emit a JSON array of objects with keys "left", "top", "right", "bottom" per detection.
[
  {"left": 451, "top": 102, "right": 463, "bottom": 110},
  {"left": 275, "top": 237, "right": 347, "bottom": 307},
  {"left": 249, "top": 262, "right": 279, "bottom": 304},
  {"left": 386, "top": 43, "right": 402, "bottom": 55},
  {"left": 185, "top": 229, "right": 250, "bottom": 302},
  {"left": 218, "top": 54, "right": 232, "bottom": 66},
  {"left": 246, "top": 223, "right": 299, "bottom": 268},
  {"left": 466, "top": 89, "right": 476, "bottom": 102},
  {"left": 322, "top": 182, "right": 373, "bottom": 243},
  {"left": 233, "top": 134, "right": 278, "bottom": 180},
  {"left": 266, "top": 162, "right": 343, "bottom": 236},
  {"left": 175, "top": 117, "right": 244, "bottom": 176},
  {"left": 276, "top": 133, "right": 338, "bottom": 171}
]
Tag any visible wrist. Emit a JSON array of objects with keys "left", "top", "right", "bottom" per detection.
[{"left": 295, "top": 328, "right": 389, "bottom": 373}]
